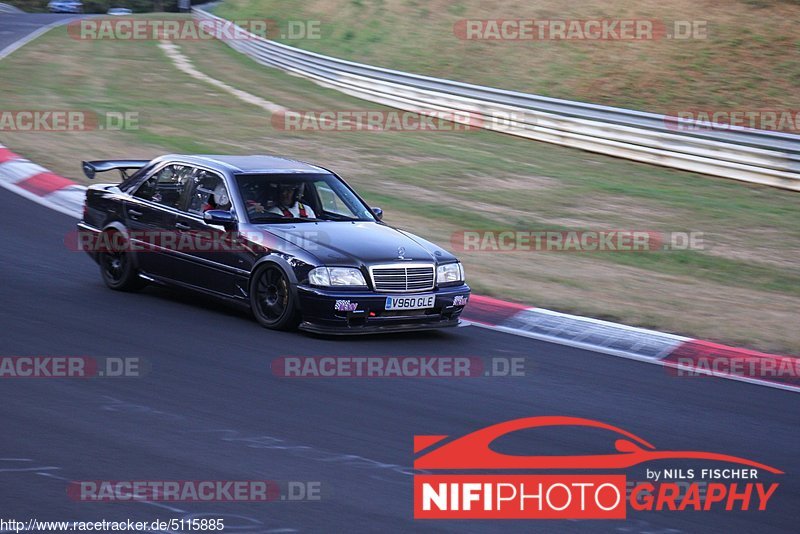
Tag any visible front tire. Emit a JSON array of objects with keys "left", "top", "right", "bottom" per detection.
[
  {"left": 250, "top": 265, "right": 300, "bottom": 330},
  {"left": 98, "top": 230, "right": 145, "bottom": 292}
]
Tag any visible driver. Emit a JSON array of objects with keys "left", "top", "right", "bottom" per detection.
[{"left": 247, "top": 184, "right": 316, "bottom": 219}]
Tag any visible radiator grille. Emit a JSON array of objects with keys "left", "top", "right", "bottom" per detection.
[{"left": 370, "top": 264, "right": 435, "bottom": 292}]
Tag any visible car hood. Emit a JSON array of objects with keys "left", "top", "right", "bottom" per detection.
[{"left": 260, "top": 221, "right": 457, "bottom": 266}]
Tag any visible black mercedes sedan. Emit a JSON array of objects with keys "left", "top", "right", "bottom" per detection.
[{"left": 77, "top": 155, "right": 470, "bottom": 334}]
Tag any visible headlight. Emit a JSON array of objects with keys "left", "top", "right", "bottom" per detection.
[
  {"left": 308, "top": 266, "right": 367, "bottom": 286},
  {"left": 437, "top": 262, "right": 464, "bottom": 284}
]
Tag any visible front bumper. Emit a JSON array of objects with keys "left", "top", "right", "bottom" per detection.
[{"left": 296, "top": 284, "right": 471, "bottom": 335}]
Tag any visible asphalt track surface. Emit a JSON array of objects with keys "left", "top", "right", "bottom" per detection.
[
  {"left": 0, "top": 14, "right": 798, "bottom": 534},
  {"left": 0, "top": 13, "right": 78, "bottom": 52},
  {"left": 0, "top": 179, "right": 798, "bottom": 534}
]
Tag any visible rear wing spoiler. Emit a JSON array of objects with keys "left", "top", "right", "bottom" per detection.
[{"left": 82, "top": 160, "right": 149, "bottom": 180}]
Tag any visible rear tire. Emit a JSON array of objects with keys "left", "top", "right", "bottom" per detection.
[
  {"left": 250, "top": 265, "right": 300, "bottom": 330},
  {"left": 98, "top": 230, "right": 146, "bottom": 292}
]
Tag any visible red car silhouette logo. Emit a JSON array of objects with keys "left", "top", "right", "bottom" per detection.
[{"left": 414, "top": 416, "right": 783, "bottom": 473}]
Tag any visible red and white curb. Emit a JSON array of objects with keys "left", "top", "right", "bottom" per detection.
[
  {"left": 464, "top": 296, "right": 799, "bottom": 393},
  {"left": 0, "top": 145, "right": 86, "bottom": 217},
  {"left": 1, "top": 143, "right": 797, "bottom": 393}
]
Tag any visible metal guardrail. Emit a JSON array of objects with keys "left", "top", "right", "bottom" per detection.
[{"left": 194, "top": 8, "right": 800, "bottom": 191}]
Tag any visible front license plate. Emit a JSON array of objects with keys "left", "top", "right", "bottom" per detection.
[{"left": 385, "top": 294, "right": 435, "bottom": 310}]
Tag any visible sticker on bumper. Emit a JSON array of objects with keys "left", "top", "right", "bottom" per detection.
[
  {"left": 334, "top": 299, "right": 358, "bottom": 312},
  {"left": 453, "top": 295, "right": 469, "bottom": 306}
]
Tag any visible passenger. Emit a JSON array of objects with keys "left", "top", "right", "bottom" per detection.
[{"left": 204, "top": 183, "right": 230, "bottom": 212}]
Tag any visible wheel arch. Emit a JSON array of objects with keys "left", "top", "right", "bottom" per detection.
[
  {"left": 250, "top": 255, "right": 301, "bottom": 306},
  {"left": 99, "top": 221, "right": 140, "bottom": 269}
]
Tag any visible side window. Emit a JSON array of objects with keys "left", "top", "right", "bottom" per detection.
[
  {"left": 133, "top": 164, "right": 193, "bottom": 209},
  {"left": 186, "top": 169, "right": 232, "bottom": 215}
]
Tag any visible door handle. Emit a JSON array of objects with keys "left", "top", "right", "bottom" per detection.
[
  {"left": 128, "top": 209, "right": 142, "bottom": 219},
  {"left": 175, "top": 222, "right": 191, "bottom": 230}
]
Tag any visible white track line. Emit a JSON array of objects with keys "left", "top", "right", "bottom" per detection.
[
  {"left": 0, "top": 19, "right": 69, "bottom": 60},
  {"left": 467, "top": 321, "right": 800, "bottom": 393}
]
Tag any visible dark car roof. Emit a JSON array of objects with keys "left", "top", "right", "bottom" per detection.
[{"left": 157, "top": 154, "right": 329, "bottom": 174}]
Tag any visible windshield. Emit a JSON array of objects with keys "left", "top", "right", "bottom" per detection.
[{"left": 236, "top": 173, "right": 376, "bottom": 224}]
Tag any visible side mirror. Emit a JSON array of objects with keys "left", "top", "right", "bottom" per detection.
[
  {"left": 372, "top": 207, "right": 383, "bottom": 220},
  {"left": 203, "top": 209, "right": 237, "bottom": 228}
]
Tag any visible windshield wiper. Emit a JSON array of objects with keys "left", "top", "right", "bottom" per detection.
[
  {"left": 251, "top": 216, "right": 320, "bottom": 224},
  {"left": 323, "top": 212, "right": 360, "bottom": 221}
]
